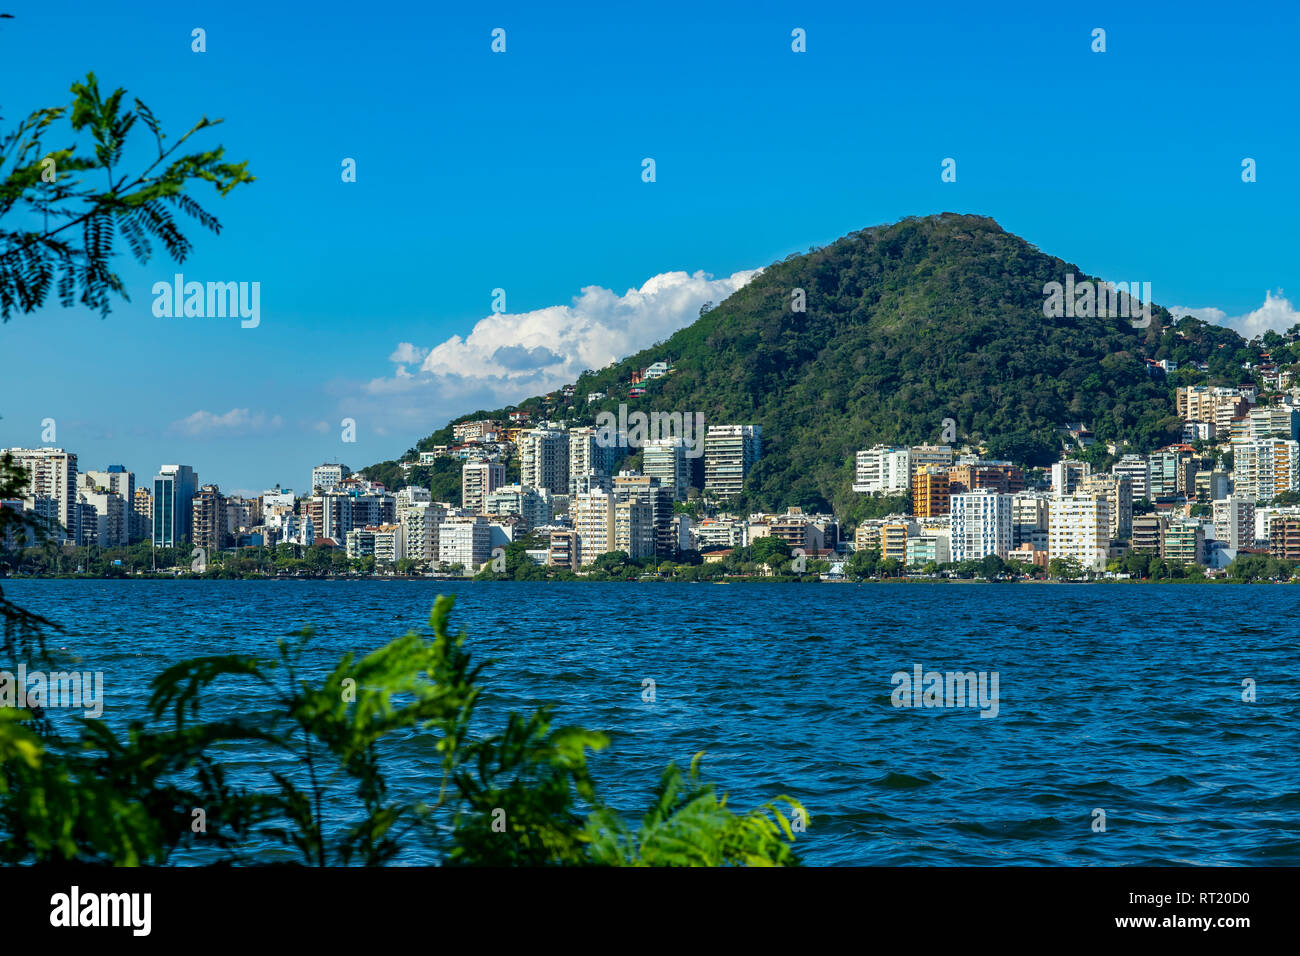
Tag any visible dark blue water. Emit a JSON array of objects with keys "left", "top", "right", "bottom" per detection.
[{"left": 6, "top": 580, "right": 1299, "bottom": 865}]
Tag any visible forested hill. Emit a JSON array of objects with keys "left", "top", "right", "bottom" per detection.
[{"left": 367, "top": 213, "right": 1266, "bottom": 516}]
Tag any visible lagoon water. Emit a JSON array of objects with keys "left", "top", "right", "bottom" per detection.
[{"left": 7, "top": 579, "right": 1299, "bottom": 866}]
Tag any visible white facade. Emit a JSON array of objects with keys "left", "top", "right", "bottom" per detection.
[
  {"left": 1048, "top": 493, "right": 1110, "bottom": 571},
  {"left": 461, "top": 459, "right": 505, "bottom": 514},
  {"left": 950, "top": 490, "right": 1014, "bottom": 562},
  {"left": 1213, "top": 496, "right": 1256, "bottom": 551},
  {"left": 852, "top": 445, "right": 910, "bottom": 494},
  {"left": 4, "top": 447, "right": 78, "bottom": 541},
  {"left": 572, "top": 490, "right": 615, "bottom": 565},
  {"left": 311, "top": 463, "right": 351, "bottom": 493},
  {"left": 438, "top": 516, "right": 492, "bottom": 569},
  {"left": 520, "top": 428, "right": 570, "bottom": 495}
]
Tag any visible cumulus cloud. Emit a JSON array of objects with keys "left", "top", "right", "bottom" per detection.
[
  {"left": 366, "top": 268, "right": 760, "bottom": 408},
  {"left": 170, "top": 408, "right": 284, "bottom": 436},
  {"left": 1170, "top": 290, "right": 1300, "bottom": 339},
  {"left": 388, "top": 343, "right": 430, "bottom": 366}
]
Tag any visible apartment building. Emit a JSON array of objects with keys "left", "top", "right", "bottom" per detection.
[
  {"left": 547, "top": 529, "right": 579, "bottom": 569},
  {"left": 910, "top": 444, "right": 955, "bottom": 478},
  {"left": 1079, "top": 473, "right": 1132, "bottom": 539},
  {"left": 612, "top": 473, "right": 674, "bottom": 556},
  {"left": 1234, "top": 439, "right": 1300, "bottom": 502},
  {"left": 703, "top": 425, "right": 761, "bottom": 500},
  {"left": 311, "top": 463, "right": 352, "bottom": 493},
  {"left": 1048, "top": 493, "right": 1110, "bottom": 571},
  {"left": 4, "top": 447, "right": 79, "bottom": 542},
  {"left": 1213, "top": 497, "right": 1256, "bottom": 552},
  {"left": 462, "top": 459, "right": 505, "bottom": 514},
  {"left": 568, "top": 427, "right": 617, "bottom": 494},
  {"left": 1268, "top": 517, "right": 1300, "bottom": 561},
  {"left": 190, "top": 484, "right": 228, "bottom": 554},
  {"left": 437, "top": 515, "right": 492, "bottom": 569},
  {"left": 912, "top": 464, "right": 950, "bottom": 517},
  {"left": 76, "top": 474, "right": 128, "bottom": 548},
  {"left": 452, "top": 420, "right": 502, "bottom": 443},
  {"left": 484, "top": 484, "right": 550, "bottom": 530},
  {"left": 614, "top": 498, "right": 656, "bottom": 560},
  {"left": 572, "top": 490, "right": 615, "bottom": 565},
  {"left": 881, "top": 521, "right": 917, "bottom": 563},
  {"left": 950, "top": 490, "right": 1014, "bottom": 562},
  {"left": 1011, "top": 492, "right": 1050, "bottom": 551},
  {"left": 1112, "top": 455, "right": 1149, "bottom": 501},
  {"left": 693, "top": 517, "right": 747, "bottom": 551},
  {"left": 1163, "top": 521, "right": 1206, "bottom": 565},
  {"left": 854, "top": 445, "right": 911, "bottom": 494},
  {"left": 905, "top": 533, "right": 950, "bottom": 566},
  {"left": 399, "top": 501, "right": 444, "bottom": 563},
  {"left": 947, "top": 461, "right": 1024, "bottom": 495},
  {"left": 519, "top": 428, "right": 570, "bottom": 496},
  {"left": 1130, "top": 514, "right": 1167, "bottom": 553},
  {"left": 1050, "top": 460, "right": 1090, "bottom": 496},
  {"left": 642, "top": 437, "right": 691, "bottom": 501}
]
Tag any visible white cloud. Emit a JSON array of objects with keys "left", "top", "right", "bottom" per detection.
[
  {"left": 1170, "top": 290, "right": 1300, "bottom": 339},
  {"left": 365, "top": 268, "right": 760, "bottom": 410},
  {"left": 170, "top": 408, "right": 284, "bottom": 436},
  {"left": 388, "top": 343, "right": 430, "bottom": 366}
]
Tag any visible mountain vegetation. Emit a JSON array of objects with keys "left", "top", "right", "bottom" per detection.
[{"left": 368, "top": 214, "right": 1271, "bottom": 517}]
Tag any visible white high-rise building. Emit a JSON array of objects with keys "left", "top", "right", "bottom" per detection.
[
  {"left": 400, "top": 501, "right": 444, "bottom": 563},
  {"left": 311, "top": 463, "right": 352, "bottom": 493},
  {"left": 483, "top": 484, "right": 550, "bottom": 530},
  {"left": 568, "top": 427, "right": 616, "bottom": 494},
  {"left": 703, "top": 425, "right": 761, "bottom": 500},
  {"left": 949, "top": 489, "right": 1014, "bottom": 562},
  {"left": 461, "top": 459, "right": 505, "bottom": 514},
  {"left": 1048, "top": 493, "right": 1110, "bottom": 571},
  {"left": 438, "top": 515, "right": 492, "bottom": 569},
  {"left": 642, "top": 437, "right": 691, "bottom": 501},
  {"left": 1011, "top": 492, "right": 1051, "bottom": 550},
  {"left": 572, "top": 489, "right": 615, "bottom": 565},
  {"left": 4, "top": 447, "right": 78, "bottom": 541},
  {"left": 1051, "top": 460, "right": 1091, "bottom": 496},
  {"left": 1233, "top": 439, "right": 1300, "bottom": 502},
  {"left": 1113, "top": 455, "right": 1150, "bottom": 501},
  {"left": 76, "top": 474, "right": 128, "bottom": 547},
  {"left": 1214, "top": 496, "right": 1256, "bottom": 552},
  {"left": 852, "top": 445, "right": 911, "bottom": 494},
  {"left": 520, "top": 428, "right": 570, "bottom": 496}
]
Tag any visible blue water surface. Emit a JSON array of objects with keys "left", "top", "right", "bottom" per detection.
[{"left": 6, "top": 579, "right": 1298, "bottom": 866}]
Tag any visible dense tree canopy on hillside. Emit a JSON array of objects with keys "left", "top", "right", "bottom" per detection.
[{"left": 367, "top": 214, "right": 1276, "bottom": 513}]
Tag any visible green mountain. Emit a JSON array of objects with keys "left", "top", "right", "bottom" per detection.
[{"left": 367, "top": 213, "right": 1268, "bottom": 517}]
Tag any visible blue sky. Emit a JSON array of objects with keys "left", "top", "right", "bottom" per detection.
[{"left": 1, "top": 0, "right": 1297, "bottom": 493}]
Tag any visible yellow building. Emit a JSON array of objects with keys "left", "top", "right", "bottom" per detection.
[
  {"left": 912, "top": 465, "right": 950, "bottom": 518},
  {"left": 881, "top": 523, "right": 910, "bottom": 563}
]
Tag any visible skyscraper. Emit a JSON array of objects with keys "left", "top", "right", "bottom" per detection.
[
  {"left": 703, "top": 425, "right": 761, "bottom": 500},
  {"left": 153, "top": 464, "right": 199, "bottom": 547},
  {"left": 3, "top": 447, "right": 78, "bottom": 542}
]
